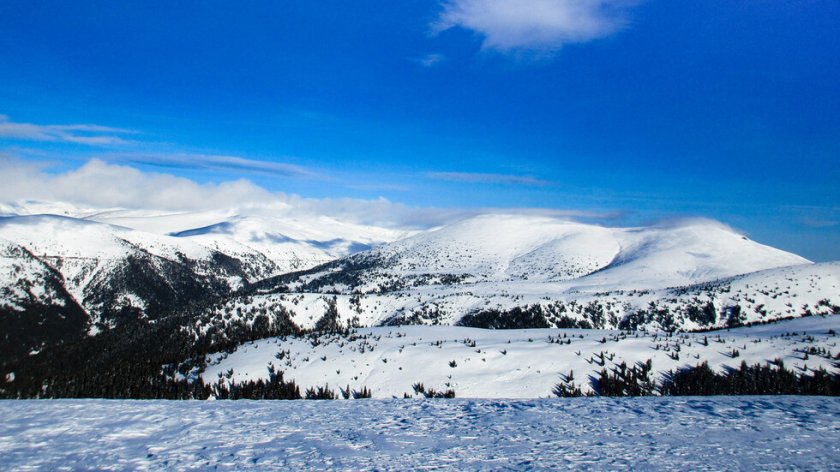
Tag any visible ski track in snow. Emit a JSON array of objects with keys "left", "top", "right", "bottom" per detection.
[{"left": 0, "top": 397, "right": 838, "bottom": 470}]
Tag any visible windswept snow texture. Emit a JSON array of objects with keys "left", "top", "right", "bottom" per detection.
[{"left": 1, "top": 397, "right": 838, "bottom": 470}]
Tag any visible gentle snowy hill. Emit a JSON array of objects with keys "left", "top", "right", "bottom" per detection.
[
  {"left": 228, "top": 215, "right": 831, "bottom": 331},
  {"left": 164, "top": 214, "right": 409, "bottom": 274},
  {"left": 361, "top": 215, "right": 623, "bottom": 282},
  {"left": 572, "top": 220, "right": 810, "bottom": 290},
  {"left": 282, "top": 215, "right": 809, "bottom": 291},
  {"left": 205, "top": 315, "right": 840, "bottom": 398}
]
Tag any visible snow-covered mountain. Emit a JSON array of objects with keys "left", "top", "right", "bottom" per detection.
[
  {"left": 0, "top": 214, "right": 277, "bottom": 357},
  {"left": 219, "top": 215, "right": 836, "bottom": 332},
  {"left": 1, "top": 206, "right": 838, "bottom": 360},
  {"left": 0, "top": 238, "right": 88, "bottom": 358},
  {"left": 283, "top": 214, "right": 809, "bottom": 290},
  {"left": 0, "top": 202, "right": 408, "bottom": 358},
  {"left": 1, "top": 200, "right": 411, "bottom": 274}
]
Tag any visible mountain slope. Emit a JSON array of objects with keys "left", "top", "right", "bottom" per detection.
[
  {"left": 204, "top": 315, "right": 840, "bottom": 398},
  {"left": 1, "top": 200, "right": 412, "bottom": 274},
  {"left": 165, "top": 214, "right": 408, "bottom": 274},
  {"left": 227, "top": 215, "right": 833, "bottom": 331},
  {"left": 0, "top": 213, "right": 270, "bottom": 286},
  {"left": 273, "top": 215, "right": 809, "bottom": 294},
  {"left": 0, "top": 215, "right": 270, "bottom": 345},
  {"left": 0, "top": 206, "right": 408, "bottom": 360},
  {"left": 1, "top": 210, "right": 836, "bottom": 360},
  {"left": 0, "top": 208, "right": 837, "bottom": 401},
  {"left": 0, "top": 238, "right": 88, "bottom": 360}
]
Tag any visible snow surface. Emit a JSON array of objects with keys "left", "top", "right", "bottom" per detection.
[
  {"left": 205, "top": 316, "right": 840, "bottom": 399},
  {"left": 0, "top": 397, "right": 838, "bottom": 470}
]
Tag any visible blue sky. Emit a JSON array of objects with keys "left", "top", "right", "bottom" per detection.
[{"left": 0, "top": 1, "right": 838, "bottom": 261}]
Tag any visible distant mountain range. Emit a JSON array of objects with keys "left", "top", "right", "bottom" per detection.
[{"left": 0, "top": 201, "right": 837, "bottom": 365}]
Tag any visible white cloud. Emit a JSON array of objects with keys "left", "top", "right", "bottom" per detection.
[
  {"left": 433, "top": 0, "right": 638, "bottom": 53},
  {"left": 0, "top": 157, "right": 275, "bottom": 212},
  {"left": 0, "top": 115, "right": 135, "bottom": 146},
  {"left": 0, "top": 157, "right": 617, "bottom": 229}
]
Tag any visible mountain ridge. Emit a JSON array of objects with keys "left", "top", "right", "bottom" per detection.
[{"left": 0, "top": 206, "right": 836, "bottom": 361}]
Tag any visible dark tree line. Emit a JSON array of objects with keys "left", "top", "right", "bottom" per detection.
[
  {"left": 458, "top": 304, "right": 601, "bottom": 330},
  {"left": 339, "top": 385, "right": 372, "bottom": 399},
  {"left": 458, "top": 305, "right": 549, "bottom": 329},
  {"left": 411, "top": 382, "right": 456, "bottom": 398},
  {"left": 0, "top": 296, "right": 385, "bottom": 400},
  {"left": 658, "top": 360, "right": 839, "bottom": 396},
  {"left": 554, "top": 359, "right": 840, "bottom": 397},
  {"left": 0, "top": 302, "right": 301, "bottom": 399},
  {"left": 213, "top": 366, "right": 301, "bottom": 400}
]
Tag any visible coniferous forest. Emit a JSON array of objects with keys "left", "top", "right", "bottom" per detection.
[{"left": 554, "top": 360, "right": 840, "bottom": 398}]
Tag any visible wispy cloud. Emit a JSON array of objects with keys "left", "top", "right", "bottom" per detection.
[
  {"left": 802, "top": 218, "right": 839, "bottom": 229},
  {"left": 0, "top": 114, "right": 136, "bottom": 146},
  {"left": 105, "top": 152, "right": 317, "bottom": 178},
  {"left": 427, "top": 171, "right": 552, "bottom": 186},
  {"left": 417, "top": 53, "right": 447, "bottom": 67},
  {"left": 780, "top": 205, "right": 840, "bottom": 229},
  {"left": 433, "top": 0, "right": 639, "bottom": 54},
  {"left": 284, "top": 196, "right": 618, "bottom": 229},
  {"left": 346, "top": 182, "right": 414, "bottom": 192}
]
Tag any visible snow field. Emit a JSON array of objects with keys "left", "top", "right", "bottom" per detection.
[
  {"left": 205, "top": 316, "right": 840, "bottom": 399},
  {"left": 0, "top": 397, "right": 838, "bottom": 470}
]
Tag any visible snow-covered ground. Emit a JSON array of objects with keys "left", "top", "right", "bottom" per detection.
[
  {"left": 221, "top": 260, "right": 839, "bottom": 332},
  {"left": 1, "top": 397, "right": 838, "bottom": 470},
  {"left": 205, "top": 316, "right": 840, "bottom": 398}
]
